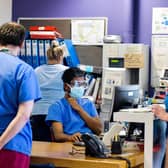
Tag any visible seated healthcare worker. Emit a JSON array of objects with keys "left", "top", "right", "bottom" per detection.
[{"left": 46, "top": 67, "right": 102, "bottom": 142}]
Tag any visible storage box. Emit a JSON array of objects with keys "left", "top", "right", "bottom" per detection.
[{"left": 29, "top": 26, "right": 63, "bottom": 39}]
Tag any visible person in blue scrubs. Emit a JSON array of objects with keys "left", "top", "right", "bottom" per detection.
[
  {"left": 152, "top": 103, "right": 167, "bottom": 168},
  {"left": 46, "top": 67, "right": 102, "bottom": 142},
  {"left": 0, "top": 22, "right": 41, "bottom": 168}
]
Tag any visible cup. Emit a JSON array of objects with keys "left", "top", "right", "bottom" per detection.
[{"left": 111, "top": 141, "right": 122, "bottom": 154}]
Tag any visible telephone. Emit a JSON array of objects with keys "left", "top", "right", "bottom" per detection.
[{"left": 81, "top": 133, "right": 111, "bottom": 158}]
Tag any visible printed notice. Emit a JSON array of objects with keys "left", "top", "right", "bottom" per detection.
[
  {"left": 151, "top": 35, "right": 168, "bottom": 87},
  {"left": 71, "top": 19, "right": 106, "bottom": 44},
  {"left": 152, "top": 8, "right": 168, "bottom": 34},
  {"left": 124, "top": 53, "right": 144, "bottom": 68}
]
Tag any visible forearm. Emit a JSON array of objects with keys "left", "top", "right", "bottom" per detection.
[
  {"left": 152, "top": 105, "right": 168, "bottom": 121},
  {"left": 0, "top": 111, "right": 29, "bottom": 149},
  {"left": 0, "top": 101, "right": 33, "bottom": 150},
  {"left": 52, "top": 122, "right": 82, "bottom": 142},
  {"left": 77, "top": 107, "right": 102, "bottom": 135},
  {"left": 161, "top": 112, "right": 168, "bottom": 121},
  {"left": 53, "top": 132, "right": 73, "bottom": 142}
]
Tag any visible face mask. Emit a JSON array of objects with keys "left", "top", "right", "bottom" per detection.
[{"left": 70, "top": 86, "right": 85, "bottom": 98}]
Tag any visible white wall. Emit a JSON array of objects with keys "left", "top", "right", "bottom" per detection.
[{"left": 0, "top": 0, "right": 12, "bottom": 25}]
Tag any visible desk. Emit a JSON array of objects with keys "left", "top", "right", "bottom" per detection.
[
  {"left": 31, "top": 141, "right": 144, "bottom": 168},
  {"left": 114, "top": 111, "right": 155, "bottom": 168}
]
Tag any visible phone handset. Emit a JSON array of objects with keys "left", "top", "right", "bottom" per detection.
[{"left": 81, "top": 133, "right": 110, "bottom": 158}]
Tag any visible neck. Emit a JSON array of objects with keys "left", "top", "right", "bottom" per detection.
[
  {"left": 0, "top": 45, "right": 20, "bottom": 56},
  {"left": 65, "top": 92, "right": 71, "bottom": 98},
  {"left": 47, "top": 59, "right": 62, "bottom": 65}
]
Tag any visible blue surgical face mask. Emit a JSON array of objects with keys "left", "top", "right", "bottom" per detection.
[{"left": 70, "top": 86, "right": 85, "bottom": 98}]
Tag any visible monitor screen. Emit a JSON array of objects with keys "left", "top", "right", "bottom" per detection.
[
  {"left": 164, "top": 69, "right": 168, "bottom": 78},
  {"left": 110, "top": 84, "right": 140, "bottom": 121}
]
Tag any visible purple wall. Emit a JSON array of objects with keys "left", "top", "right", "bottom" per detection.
[
  {"left": 12, "top": 0, "right": 133, "bottom": 42},
  {"left": 12, "top": 0, "right": 168, "bottom": 45}
]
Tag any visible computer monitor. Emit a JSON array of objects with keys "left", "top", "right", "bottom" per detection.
[
  {"left": 163, "top": 69, "right": 168, "bottom": 78},
  {"left": 110, "top": 84, "right": 140, "bottom": 121},
  {"left": 110, "top": 85, "right": 144, "bottom": 141}
]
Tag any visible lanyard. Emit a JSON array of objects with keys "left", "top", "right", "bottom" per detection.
[
  {"left": 0, "top": 48, "right": 14, "bottom": 56},
  {"left": 0, "top": 48, "right": 9, "bottom": 52}
]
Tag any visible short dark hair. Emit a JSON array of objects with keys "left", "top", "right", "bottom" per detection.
[
  {"left": 0, "top": 22, "right": 26, "bottom": 46},
  {"left": 62, "top": 67, "right": 85, "bottom": 84}
]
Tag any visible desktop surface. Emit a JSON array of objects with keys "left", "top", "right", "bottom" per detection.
[{"left": 31, "top": 141, "right": 144, "bottom": 168}]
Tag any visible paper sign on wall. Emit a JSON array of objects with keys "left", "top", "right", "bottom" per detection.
[
  {"left": 151, "top": 35, "right": 168, "bottom": 87},
  {"left": 152, "top": 8, "right": 168, "bottom": 34},
  {"left": 71, "top": 19, "right": 106, "bottom": 44},
  {"left": 124, "top": 53, "right": 144, "bottom": 68}
]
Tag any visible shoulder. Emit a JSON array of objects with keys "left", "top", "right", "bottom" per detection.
[
  {"left": 64, "top": 65, "right": 69, "bottom": 70},
  {"left": 14, "top": 60, "right": 39, "bottom": 86},
  {"left": 16, "top": 59, "right": 34, "bottom": 76},
  {"left": 78, "top": 98, "right": 97, "bottom": 115},
  {"left": 78, "top": 97, "right": 93, "bottom": 106},
  {"left": 48, "top": 98, "right": 67, "bottom": 115},
  {"left": 35, "top": 64, "right": 47, "bottom": 73},
  {"left": 50, "top": 98, "right": 66, "bottom": 109},
  {"left": 56, "top": 64, "right": 69, "bottom": 71}
]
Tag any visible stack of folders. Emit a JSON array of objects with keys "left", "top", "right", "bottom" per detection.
[
  {"left": 83, "top": 75, "right": 101, "bottom": 103},
  {"left": 19, "top": 39, "right": 80, "bottom": 69},
  {"left": 78, "top": 64, "right": 103, "bottom": 103},
  {"left": 19, "top": 39, "right": 52, "bottom": 68},
  {"left": 62, "top": 39, "right": 80, "bottom": 67}
]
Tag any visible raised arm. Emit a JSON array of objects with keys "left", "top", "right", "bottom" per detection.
[{"left": 67, "top": 97, "right": 102, "bottom": 135}]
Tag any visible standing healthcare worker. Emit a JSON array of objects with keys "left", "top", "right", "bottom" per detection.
[{"left": 0, "top": 22, "right": 41, "bottom": 168}]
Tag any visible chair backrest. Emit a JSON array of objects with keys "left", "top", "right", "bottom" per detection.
[{"left": 30, "top": 115, "right": 52, "bottom": 142}]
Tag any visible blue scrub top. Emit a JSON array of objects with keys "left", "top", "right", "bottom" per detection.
[
  {"left": 0, "top": 52, "right": 41, "bottom": 156},
  {"left": 46, "top": 98, "right": 98, "bottom": 135}
]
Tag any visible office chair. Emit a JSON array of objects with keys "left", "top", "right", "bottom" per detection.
[
  {"left": 30, "top": 115, "right": 52, "bottom": 142},
  {"left": 29, "top": 163, "right": 55, "bottom": 168}
]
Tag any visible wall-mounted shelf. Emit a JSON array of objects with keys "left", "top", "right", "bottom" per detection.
[{"left": 18, "top": 17, "right": 108, "bottom": 67}]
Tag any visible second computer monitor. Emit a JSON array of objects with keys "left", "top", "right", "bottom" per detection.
[{"left": 110, "top": 84, "right": 140, "bottom": 121}]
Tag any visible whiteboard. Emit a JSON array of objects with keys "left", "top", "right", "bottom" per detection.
[
  {"left": 151, "top": 35, "right": 168, "bottom": 87},
  {"left": 71, "top": 18, "right": 107, "bottom": 45}
]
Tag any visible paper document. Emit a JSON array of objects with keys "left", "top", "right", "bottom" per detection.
[
  {"left": 102, "top": 122, "right": 124, "bottom": 146},
  {"left": 119, "top": 107, "right": 152, "bottom": 113}
]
